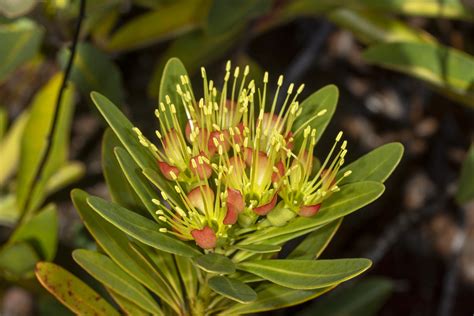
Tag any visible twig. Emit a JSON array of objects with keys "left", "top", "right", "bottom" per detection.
[{"left": 18, "top": 0, "right": 86, "bottom": 224}]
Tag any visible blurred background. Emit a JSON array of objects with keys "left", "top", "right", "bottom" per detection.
[{"left": 0, "top": 0, "right": 473, "bottom": 315}]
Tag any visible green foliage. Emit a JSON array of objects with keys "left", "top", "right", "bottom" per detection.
[
  {"left": 456, "top": 144, "right": 474, "bottom": 204},
  {"left": 0, "top": 18, "right": 43, "bottom": 81}
]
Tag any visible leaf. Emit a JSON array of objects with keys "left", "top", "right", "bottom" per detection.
[
  {"left": 58, "top": 42, "right": 124, "bottom": 105},
  {"left": 105, "top": 0, "right": 207, "bottom": 52},
  {"left": 114, "top": 146, "right": 161, "bottom": 219},
  {"left": 456, "top": 143, "right": 474, "bottom": 204},
  {"left": 35, "top": 262, "right": 119, "bottom": 316},
  {"left": 0, "top": 194, "right": 17, "bottom": 225},
  {"left": 175, "top": 255, "right": 198, "bottom": 303},
  {"left": 362, "top": 42, "right": 474, "bottom": 108},
  {"left": 339, "top": 142, "right": 404, "bottom": 184},
  {"left": 0, "top": 0, "right": 37, "bottom": 18},
  {"left": 16, "top": 73, "right": 75, "bottom": 215},
  {"left": 234, "top": 244, "right": 282, "bottom": 254},
  {"left": 0, "top": 18, "right": 43, "bottom": 81},
  {"left": 301, "top": 277, "right": 393, "bottom": 316},
  {"left": 102, "top": 129, "right": 146, "bottom": 214},
  {"left": 148, "top": 29, "right": 239, "bottom": 97},
  {"left": 0, "top": 242, "right": 38, "bottom": 279},
  {"left": 90, "top": 92, "right": 180, "bottom": 205},
  {"left": 108, "top": 289, "right": 149, "bottom": 316},
  {"left": 73, "top": 249, "right": 163, "bottom": 315},
  {"left": 44, "top": 161, "right": 85, "bottom": 195},
  {"left": 241, "top": 181, "right": 385, "bottom": 244},
  {"left": 194, "top": 253, "right": 236, "bottom": 274},
  {"left": 0, "top": 106, "right": 6, "bottom": 139},
  {"left": 292, "top": 85, "right": 338, "bottom": 149},
  {"left": 71, "top": 189, "right": 179, "bottom": 311},
  {"left": 328, "top": 9, "right": 435, "bottom": 45},
  {"left": 287, "top": 218, "right": 342, "bottom": 259},
  {"left": 9, "top": 204, "right": 58, "bottom": 260},
  {"left": 206, "top": 0, "right": 271, "bottom": 36},
  {"left": 0, "top": 110, "right": 29, "bottom": 187},
  {"left": 208, "top": 276, "right": 257, "bottom": 304},
  {"left": 237, "top": 258, "right": 372, "bottom": 290},
  {"left": 86, "top": 195, "right": 201, "bottom": 257},
  {"left": 225, "top": 283, "right": 334, "bottom": 314},
  {"left": 158, "top": 57, "right": 190, "bottom": 130}
]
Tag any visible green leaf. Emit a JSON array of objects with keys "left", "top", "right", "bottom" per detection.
[
  {"left": 102, "top": 129, "right": 146, "bottom": 214},
  {"left": 114, "top": 146, "right": 161, "bottom": 219},
  {"left": 237, "top": 258, "right": 372, "bottom": 290},
  {"left": 301, "top": 277, "right": 393, "bottom": 316},
  {"left": 194, "top": 253, "right": 236, "bottom": 274},
  {"left": 0, "top": 194, "right": 17, "bottom": 225},
  {"left": 71, "top": 189, "right": 180, "bottom": 312},
  {"left": 148, "top": 29, "right": 239, "bottom": 97},
  {"left": 158, "top": 57, "right": 190, "bottom": 130},
  {"left": 108, "top": 289, "right": 149, "bottom": 316},
  {"left": 35, "top": 262, "right": 119, "bottom": 316},
  {"left": 328, "top": 9, "right": 435, "bottom": 45},
  {"left": 292, "top": 85, "right": 338, "bottom": 149},
  {"left": 44, "top": 161, "right": 85, "bottom": 195},
  {"left": 208, "top": 276, "right": 257, "bottom": 304},
  {"left": 0, "top": 0, "right": 37, "bottom": 18},
  {"left": 206, "top": 0, "right": 271, "bottom": 35},
  {"left": 10, "top": 204, "right": 58, "bottom": 260},
  {"left": 175, "top": 255, "right": 198, "bottom": 303},
  {"left": 362, "top": 42, "right": 474, "bottom": 108},
  {"left": 0, "top": 19, "right": 43, "bottom": 81},
  {"left": 105, "top": 0, "right": 207, "bottom": 52},
  {"left": 16, "top": 73, "right": 75, "bottom": 215},
  {"left": 90, "top": 92, "right": 180, "bottom": 205},
  {"left": 456, "top": 144, "right": 474, "bottom": 204},
  {"left": 58, "top": 43, "right": 124, "bottom": 105},
  {"left": 0, "top": 106, "right": 6, "bottom": 139},
  {"left": 241, "top": 181, "right": 385, "bottom": 244},
  {"left": 0, "top": 110, "right": 29, "bottom": 187},
  {"left": 339, "top": 142, "right": 404, "bottom": 184},
  {"left": 73, "top": 249, "right": 163, "bottom": 315},
  {"left": 234, "top": 244, "right": 282, "bottom": 254},
  {"left": 0, "top": 242, "right": 38, "bottom": 279},
  {"left": 86, "top": 195, "right": 201, "bottom": 257},
  {"left": 288, "top": 218, "right": 343, "bottom": 259},
  {"left": 225, "top": 283, "right": 334, "bottom": 314}
]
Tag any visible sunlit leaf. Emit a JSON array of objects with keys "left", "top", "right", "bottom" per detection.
[
  {"left": 363, "top": 42, "right": 474, "bottom": 108},
  {"left": 0, "top": 0, "right": 37, "bottom": 18}
]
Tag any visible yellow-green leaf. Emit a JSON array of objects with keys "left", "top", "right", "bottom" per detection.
[
  {"left": 208, "top": 276, "right": 257, "bottom": 304},
  {"left": 35, "top": 262, "right": 119, "bottom": 315}
]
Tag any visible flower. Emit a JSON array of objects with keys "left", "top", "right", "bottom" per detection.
[{"left": 134, "top": 62, "right": 351, "bottom": 249}]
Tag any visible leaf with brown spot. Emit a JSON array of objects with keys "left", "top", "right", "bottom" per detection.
[{"left": 35, "top": 262, "right": 119, "bottom": 315}]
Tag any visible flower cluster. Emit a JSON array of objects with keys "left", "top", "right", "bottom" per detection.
[{"left": 134, "top": 62, "right": 351, "bottom": 250}]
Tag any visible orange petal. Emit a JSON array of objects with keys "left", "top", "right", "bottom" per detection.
[
  {"left": 223, "top": 203, "right": 239, "bottom": 225},
  {"left": 191, "top": 226, "right": 217, "bottom": 249},
  {"left": 157, "top": 161, "right": 180, "bottom": 180},
  {"left": 299, "top": 204, "right": 321, "bottom": 217},
  {"left": 187, "top": 186, "right": 215, "bottom": 214},
  {"left": 253, "top": 194, "right": 277, "bottom": 216},
  {"left": 189, "top": 153, "right": 212, "bottom": 179},
  {"left": 227, "top": 188, "right": 245, "bottom": 212}
]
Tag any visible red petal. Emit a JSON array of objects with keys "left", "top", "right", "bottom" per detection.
[
  {"left": 185, "top": 121, "right": 193, "bottom": 143},
  {"left": 189, "top": 153, "right": 212, "bottom": 179},
  {"left": 191, "top": 226, "right": 217, "bottom": 249},
  {"left": 227, "top": 188, "right": 245, "bottom": 212},
  {"left": 187, "top": 186, "right": 215, "bottom": 213},
  {"left": 232, "top": 122, "right": 245, "bottom": 144},
  {"left": 208, "top": 130, "right": 231, "bottom": 155},
  {"left": 272, "top": 160, "right": 285, "bottom": 183},
  {"left": 223, "top": 203, "right": 239, "bottom": 225},
  {"left": 158, "top": 161, "right": 180, "bottom": 180},
  {"left": 253, "top": 194, "right": 277, "bottom": 216},
  {"left": 299, "top": 204, "right": 321, "bottom": 217},
  {"left": 286, "top": 131, "right": 294, "bottom": 150}
]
